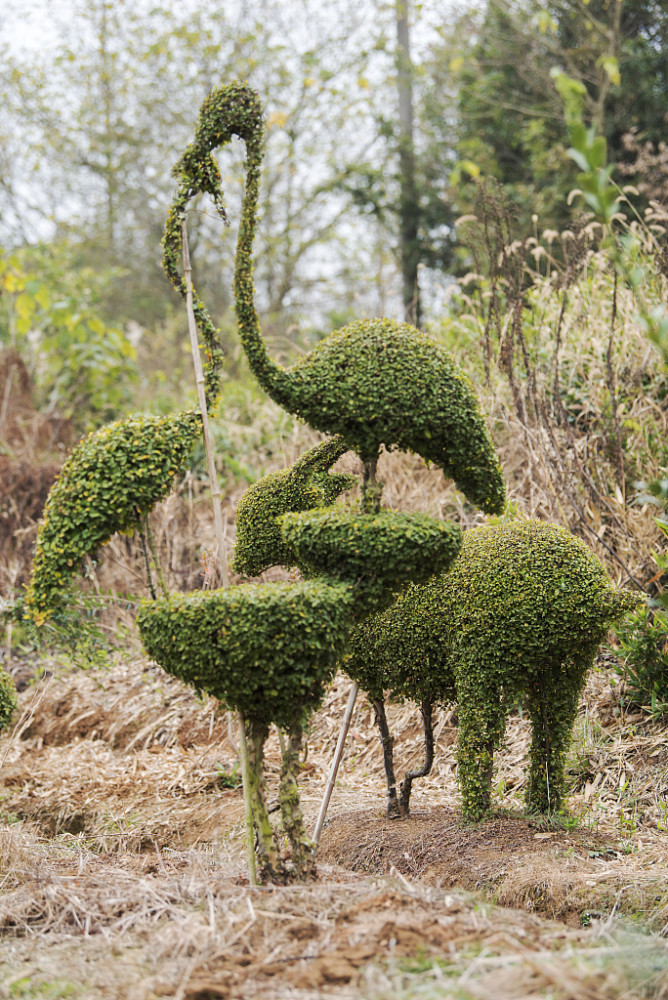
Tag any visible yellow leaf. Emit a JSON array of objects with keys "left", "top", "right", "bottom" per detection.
[
  {"left": 16, "top": 292, "right": 35, "bottom": 320},
  {"left": 460, "top": 159, "right": 481, "bottom": 179},
  {"left": 449, "top": 56, "right": 464, "bottom": 73},
  {"left": 3, "top": 271, "right": 22, "bottom": 293},
  {"left": 267, "top": 110, "right": 288, "bottom": 129}
]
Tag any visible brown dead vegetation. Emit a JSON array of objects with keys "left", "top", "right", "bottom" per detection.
[{"left": 0, "top": 657, "right": 667, "bottom": 998}]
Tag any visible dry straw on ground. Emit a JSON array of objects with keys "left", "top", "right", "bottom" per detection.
[{"left": 0, "top": 653, "right": 667, "bottom": 998}]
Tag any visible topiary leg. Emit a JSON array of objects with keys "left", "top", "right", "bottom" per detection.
[
  {"left": 398, "top": 699, "right": 434, "bottom": 817},
  {"left": 246, "top": 717, "right": 283, "bottom": 879},
  {"left": 525, "top": 658, "right": 589, "bottom": 814},
  {"left": 279, "top": 720, "right": 316, "bottom": 879},
  {"left": 373, "top": 698, "right": 400, "bottom": 818},
  {"left": 455, "top": 663, "right": 507, "bottom": 822}
]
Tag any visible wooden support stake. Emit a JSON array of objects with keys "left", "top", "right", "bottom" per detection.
[
  {"left": 182, "top": 220, "right": 230, "bottom": 588},
  {"left": 182, "top": 220, "right": 256, "bottom": 887},
  {"left": 313, "top": 680, "right": 358, "bottom": 844}
]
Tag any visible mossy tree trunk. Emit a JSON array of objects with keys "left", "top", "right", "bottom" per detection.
[
  {"left": 246, "top": 717, "right": 283, "bottom": 879},
  {"left": 279, "top": 720, "right": 316, "bottom": 879},
  {"left": 361, "top": 449, "right": 383, "bottom": 514}
]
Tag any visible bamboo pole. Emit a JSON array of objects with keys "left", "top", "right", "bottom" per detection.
[
  {"left": 182, "top": 221, "right": 256, "bottom": 886},
  {"left": 181, "top": 222, "right": 229, "bottom": 588},
  {"left": 313, "top": 680, "right": 358, "bottom": 844}
]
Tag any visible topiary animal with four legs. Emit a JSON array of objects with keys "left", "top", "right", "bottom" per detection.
[{"left": 346, "top": 519, "right": 642, "bottom": 821}]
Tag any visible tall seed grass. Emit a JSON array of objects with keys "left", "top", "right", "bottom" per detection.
[{"left": 439, "top": 185, "right": 668, "bottom": 589}]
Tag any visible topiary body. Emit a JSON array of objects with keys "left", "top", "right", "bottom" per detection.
[
  {"left": 138, "top": 577, "right": 354, "bottom": 878},
  {"left": 346, "top": 519, "right": 642, "bottom": 820},
  {"left": 26, "top": 411, "right": 200, "bottom": 622},
  {"left": 137, "top": 579, "right": 352, "bottom": 729},
  {"left": 232, "top": 437, "right": 354, "bottom": 577},
  {"left": 172, "top": 81, "right": 505, "bottom": 516},
  {"left": 281, "top": 506, "right": 463, "bottom": 621}
]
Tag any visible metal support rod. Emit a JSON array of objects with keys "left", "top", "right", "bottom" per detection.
[{"left": 313, "top": 681, "right": 358, "bottom": 844}]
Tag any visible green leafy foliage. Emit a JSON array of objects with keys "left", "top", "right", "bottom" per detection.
[
  {"left": 613, "top": 605, "right": 668, "bottom": 716},
  {"left": 280, "top": 506, "right": 463, "bottom": 621},
  {"left": 176, "top": 82, "right": 505, "bottom": 515},
  {"left": 137, "top": 579, "right": 353, "bottom": 730},
  {"left": 232, "top": 437, "right": 354, "bottom": 577},
  {"left": 0, "top": 248, "right": 137, "bottom": 431},
  {"left": 259, "top": 318, "right": 506, "bottom": 514},
  {"left": 162, "top": 82, "right": 264, "bottom": 412},
  {"left": 346, "top": 520, "right": 641, "bottom": 821},
  {"left": 612, "top": 489, "right": 668, "bottom": 716},
  {"left": 26, "top": 411, "right": 200, "bottom": 622},
  {"left": 0, "top": 668, "right": 17, "bottom": 732}
]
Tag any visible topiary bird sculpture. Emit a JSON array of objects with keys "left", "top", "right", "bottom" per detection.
[
  {"left": 169, "top": 82, "right": 506, "bottom": 516},
  {"left": 232, "top": 436, "right": 355, "bottom": 578},
  {"left": 345, "top": 519, "right": 643, "bottom": 821}
]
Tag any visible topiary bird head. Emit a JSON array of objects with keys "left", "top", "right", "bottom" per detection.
[{"left": 231, "top": 436, "right": 354, "bottom": 578}]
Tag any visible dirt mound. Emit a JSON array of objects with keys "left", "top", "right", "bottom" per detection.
[{"left": 319, "top": 808, "right": 668, "bottom": 929}]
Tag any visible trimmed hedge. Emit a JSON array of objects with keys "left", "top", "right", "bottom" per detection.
[
  {"left": 232, "top": 437, "right": 354, "bottom": 577},
  {"left": 137, "top": 579, "right": 353, "bottom": 730},
  {"left": 280, "top": 506, "right": 463, "bottom": 619},
  {"left": 346, "top": 519, "right": 642, "bottom": 819},
  {"left": 26, "top": 411, "right": 200, "bottom": 622}
]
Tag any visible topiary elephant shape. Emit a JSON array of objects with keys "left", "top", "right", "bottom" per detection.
[{"left": 345, "top": 519, "right": 643, "bottom": 821}]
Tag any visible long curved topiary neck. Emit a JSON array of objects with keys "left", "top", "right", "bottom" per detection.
[
  {"left": 163, "top": 82, "right": 289, "bottom": 412},
  {"left": 231, "top": 97, "right": 291, "bottom": 407}
]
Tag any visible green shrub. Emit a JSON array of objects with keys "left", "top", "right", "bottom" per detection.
[
  {"left": 0, "top": 669, "right": 17, "bottom": 732},
  {"left": 232, "top": 437, "right": 354, "bottom": 577},
  {"left": 280, "top": 506, "right": 463, "bottom": 620},
  {"left": 347, "top": 519, "right": 642, "bottom": 821},
  {"left": 137, "top": 579, "right": 352, "bottom": 729},
  {"left": 26, "top": 411, "right": 200, "bottom": 623},
  {"left": 613, "top": 605, "right": 668, "bottom": 715}
]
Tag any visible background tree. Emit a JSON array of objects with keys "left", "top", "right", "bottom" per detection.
[{"left": 437, "top": 0, "right": 668, "bottom": 240}]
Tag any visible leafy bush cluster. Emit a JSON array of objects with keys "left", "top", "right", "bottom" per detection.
[
  {"left": 280, "top": 507, "right": 463, "bottom": 620},
  {"left": 137, "top": 580, "right": 353, "bottom": 729},
  {"left": 232, "top": 437, "right": 354, "bottom": 577},
  {"left": 0, "top": 669, "right": 17, "bottom": 732},
  {"left": 248, "top": 317, "right": 507, "bottom": 516}
]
